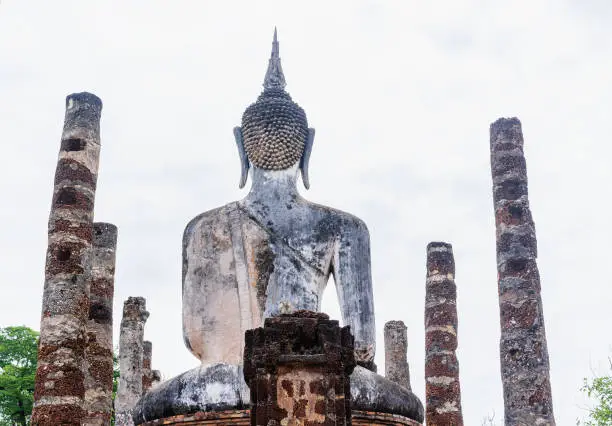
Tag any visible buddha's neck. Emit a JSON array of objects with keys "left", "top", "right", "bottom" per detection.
[{"left": 243, "top": 166, "right": 302, "bottom": 205}]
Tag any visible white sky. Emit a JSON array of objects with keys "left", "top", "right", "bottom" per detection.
[{"left": 1, "top": 1, "right": 611, "bottom": 424}]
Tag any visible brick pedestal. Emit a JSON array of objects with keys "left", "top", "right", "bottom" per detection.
[{"left": 243, "top": 311, "right": 355, "bottom": 426}]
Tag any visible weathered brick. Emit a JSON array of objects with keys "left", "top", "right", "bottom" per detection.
[
  {"left": 32, "top": 92, "right": 102, "bottom": 426},
  {"left": 425, "top": 243, "right": 463, "bottom": 426},
  {"left": 244, "top": 311, "right": 354, "bottom": 426},
  {"left": 490, "top": 117, "right": 555, "bottom": 425}
]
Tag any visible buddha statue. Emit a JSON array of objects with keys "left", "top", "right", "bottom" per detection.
[
  {"left": 132, "top": 30, "right": 423, "bottom": 425},
  {"left": 182, "top": 29, "right": 376, "bottom": 371}
]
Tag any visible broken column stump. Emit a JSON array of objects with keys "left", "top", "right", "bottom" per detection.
[
  {"left": 84, "top": 222, "right": 118, "bottom": 426},
  {"left": 490, "top": 118, "right": 555, "bottom": 425},
  {"left": 116, "top": 297, "right": 149, "bottom": 426},
  {"left": 425, "top": 242, "right": 464, "bottom": 426},
  {"left": 384, "top": 320, "right": 411, "bottom": 391},
  {"left": 244, "top": 311, "right": 356, "bottom": 426},
  {"left": 142, "top": 341, "right": 161, "bottom": 394},
  {"left": 32, "top": 93, "right": 103, "bottom": 426}
]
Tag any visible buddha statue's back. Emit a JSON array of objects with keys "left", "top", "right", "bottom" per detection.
[
  {"left": 182, "top": 29, "right": 376, "bottom": 370},
  {"left": 183, "top": 174, "right": 375, "bottom": 366}
]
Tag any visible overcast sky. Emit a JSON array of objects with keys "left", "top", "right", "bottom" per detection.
[{"left": 1, "top": 1, "right": 611, "bottom": 424}]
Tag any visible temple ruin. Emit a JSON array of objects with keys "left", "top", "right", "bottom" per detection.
[
  {"left": 30, "top": 30, "right": 557, "bottom": 426},
  {"left": 132, "top": 29, "right": 423, "bottom": 425}
]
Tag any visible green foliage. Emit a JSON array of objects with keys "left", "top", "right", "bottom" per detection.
[
  {"left": 0, "top": 326, "right": 39, "bottom": 426},
  {"left": 112, "top": 351, "right": 119, "bottom": 398},
  {"left": 111, "top": 350, "right": 119, "bottom": 426},
  {"left": 578, "top": 358, "right": 612, "bottom": 426}
]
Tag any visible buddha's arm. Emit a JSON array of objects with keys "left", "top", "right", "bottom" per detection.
[
  {"left": 181, "top": 210, "right": 244, "bottom": 365},
  {"left": 332, "top": 217, "right": 377, "bottom": 371}
]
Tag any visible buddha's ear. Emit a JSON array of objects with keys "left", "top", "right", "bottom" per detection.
[
  {"left": 300, "top": 128, "right": 315, "bottom": 190},
  {"left": 233, "top": 127, "right": 250, "bottom": 189}
]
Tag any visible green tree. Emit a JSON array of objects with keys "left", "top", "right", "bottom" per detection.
[
  {"left": 578, "top": 358, "right": 612, "bottom": 426},
  {"left": 0, "top": 326, "right": 38, "bottom": 426},
  {"left": 111, "top": 351, "right": 119, "bottom": 425}
]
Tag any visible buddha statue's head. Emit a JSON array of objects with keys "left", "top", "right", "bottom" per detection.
[{"left": 234, "top": 29, "right": 316, "bottom": 189}]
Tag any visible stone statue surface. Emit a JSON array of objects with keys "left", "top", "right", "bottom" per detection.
[{"left": 182, "top": 28, "right": 376, "bottom": 370}]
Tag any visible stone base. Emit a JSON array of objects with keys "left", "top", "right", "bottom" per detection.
[
  {"left": 352, "top": 410, "right": 422, "bottom": 425},
  {"left": 139, "top": 409, "right": 421, "bottom": 425},
  {"left": 140, "top": 410, "right": 249, "bottom": 425}
]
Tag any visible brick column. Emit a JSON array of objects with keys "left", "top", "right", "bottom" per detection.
[
  {"left": 490, "top": 118, "right": 555, "bottom": 425},
  {"left": 244, "top": 311, "right": 355, "bottom": 426},
  {"left": 425, "top": 242, "right": 463, "bottom": 426},
  {"left": 384, "top": 320, "right": 411, "bottom": 391},
  {"left": 150, "top": 370, "right": 162, "bottom": 390},
  {"left": 32, "top": 93, "right": 102, "bottom": 426},
  {"left": 142, "top": 341, "right": 155, "bottom": 394},
  {"left": 116, "top": 297, "right": 149, "bottom": 426},
  {"left": 83, "top": 223, "right": 118, "bottom": 425}
]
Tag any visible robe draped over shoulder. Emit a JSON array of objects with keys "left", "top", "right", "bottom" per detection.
[{"left": 182, "top": 202, "right": 327, "bottom": 365}]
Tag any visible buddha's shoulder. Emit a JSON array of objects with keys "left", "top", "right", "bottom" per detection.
[
  {"left": 300, "top": 201, "right": 370, "bottom": 236},
  {"left": 183, "top": 203, "right": 238, "bottom": 239}
]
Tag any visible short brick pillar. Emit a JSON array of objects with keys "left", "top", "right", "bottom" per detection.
[
  {"left": 244, "top": 311, "right": 355, "bottom": 426},
  {"left": 384, "top": 320, "right": 411, "bottom": 391}
]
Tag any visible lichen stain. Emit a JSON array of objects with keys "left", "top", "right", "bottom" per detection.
[{"left": 248, "top": 240, "right": 275, "bottom": 314}]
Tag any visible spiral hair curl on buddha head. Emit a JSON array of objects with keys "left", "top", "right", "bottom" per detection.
[{"left": 240, "top": 28, "right": 309, "bottom": 170}]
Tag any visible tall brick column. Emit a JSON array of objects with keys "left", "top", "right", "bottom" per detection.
[
  {"left": 490, "top": 118, "right": 555, "bottom": 425},
  {"left": 32, "top": 93, "right": 102, "bottom": 426},
  {"left": 244, "top": 311, "right": 355, "bottom": 426},
  {"left": 384, "top": 320, "right": 411, "bottom": 390},
  {"left": 83, "top": 222, "right": 118, "bottom": 425},
  {"left": 116, "top": 297, "right": 149, "bottom": 426},
  {"left": 425, "top": 242, "right": 463, "bottom": 426}
]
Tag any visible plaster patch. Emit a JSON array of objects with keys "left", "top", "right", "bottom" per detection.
[
  {"left": 435, "top": 400, "right": 459, "bottom": 414},
  {"left": 426, "top": 376, "right": 456, "bottom": 386},
  {"left": 425, "top": 325, "right": 457, "bottom": 336}
]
